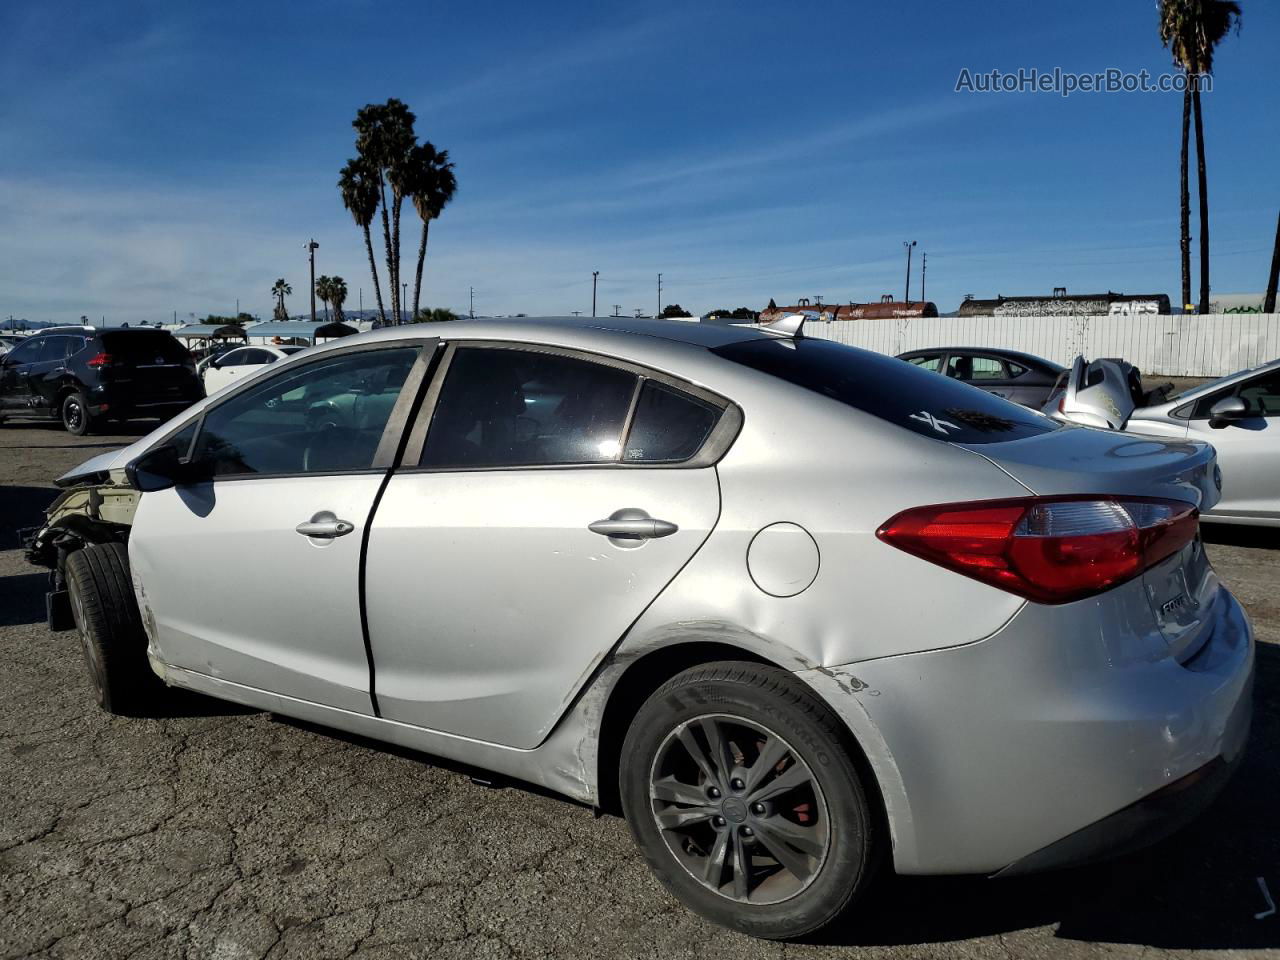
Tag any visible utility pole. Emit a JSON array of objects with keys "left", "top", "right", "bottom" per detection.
[
  {"left": 235, "top": 298, "right": 239, "bottom": 318},
  {"left": 359, "top": 287, "right": 363, "bottom": 316},
  {"left": 307, "top": 239, "right": 320, "bottom": 322},
  {"left": 657, "top": 273, "right": 663, "bottom": 318},
  {"left": 592, "top": 271, "right": 599, "bottom": 317},
  {"left": 469, "top": 287, "right": 475, "bottom": 319},
  {"left": 613, "top": 304, "right": 621, "bottom": 317},
  {"left": 402, "top": 283, "right": 408, "bottom": 323},
  {"left": 814, "top": 295, "right": 824, "bottom": 308},
  {"left": 920, "top": 253, "right": 927, "bottom": 303},
  {"left": 572, "top": 310, "right": 582, "bottom": 316},
  {"left": 902, "top": 240, "right": 916, "bottom": 303},
  {"left": 1265, "top": 209, "right": 1280, "bottom": 314}
]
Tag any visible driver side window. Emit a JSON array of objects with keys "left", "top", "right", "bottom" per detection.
[{"left": 193, "top": 347, "right": 419, "bottom": 477}]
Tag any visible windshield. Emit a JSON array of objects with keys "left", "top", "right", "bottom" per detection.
[{"left": 713, "top": 337, "right": 1059, "bottom": 444}]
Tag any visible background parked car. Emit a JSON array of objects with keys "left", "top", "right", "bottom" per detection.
[
  {"left": 1049, "top": 355, "right": 1280, "bottom": 526},
  {"left": 0, "top": 326, "right": 203, "bottom": 434},
  {"left": 201, "top": 344, "right": 305, "bottom": 394},
  {"left": 897, "top": 347, "right": 1065, "bottom": 408}
]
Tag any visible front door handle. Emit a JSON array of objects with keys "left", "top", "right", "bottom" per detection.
[
  {"left": 296, "top": 511, "right": 355, "bottom": 539},
  {"left": 588, "top": 511, "right": 679, "bottom": 540}
]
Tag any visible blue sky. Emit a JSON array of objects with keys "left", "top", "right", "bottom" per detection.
[{"left": 1, "top": 0, "right": 1276, "bottom": 323}]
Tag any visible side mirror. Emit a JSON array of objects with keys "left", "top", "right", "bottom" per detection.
[
  {"left": 125, "top": 444, "right": 211, "bottom": 492},
  {"left": 1208, "top": 395, "right": 1248, "bottom": 427}
]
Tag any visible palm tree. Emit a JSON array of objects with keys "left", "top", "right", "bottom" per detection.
[
  {"left": 315, "top": 275, "right": 333, "bottom": 321},
  {"left": 271, "top": 279, "right": 292, "bottom": 322},
  {"left": 329, "top": 277, "right": 349, "bottom": 323},
  {"left": 1160, "top": 0, "right": 1242, "bottom": 314},
  {"left": 339, "top": 157, "right": 387, "bottom": 323},
  {"left": 407, "top": 143, "right": 458, "bottom": 319},
  {"left": 354, "top": 99, "right": 417, "bottom": 323}
]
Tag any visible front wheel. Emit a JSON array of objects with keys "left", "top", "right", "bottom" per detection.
[{"left": 620, "top": 662, "right": 882, "bottom": 940}]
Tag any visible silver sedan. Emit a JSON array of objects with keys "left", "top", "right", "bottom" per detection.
[{"left": 29, "top": 316, "right": 1253, "bottom": 939}]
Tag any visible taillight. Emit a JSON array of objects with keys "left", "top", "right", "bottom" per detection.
[
  {"left": 86, "top": 352, "right": 114, "bottom": 368},
  {"left": 877, "top": 496, "right": 1198, "bottom": 604}
]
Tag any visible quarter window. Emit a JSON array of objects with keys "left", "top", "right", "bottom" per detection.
[
  {"left": 193, "top": 347, "right": 418, "bottom": 477},
  {"left": 624, "top": 381, "right": 721, "bottom": 463},
  {"left": 421, "top": 348, "right": 637, "bottom": 468}
]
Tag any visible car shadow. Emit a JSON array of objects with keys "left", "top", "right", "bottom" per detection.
[
  {"left": 0, "top": 484, "right": 60, "bottom": 542},
  {"left": 0, "top": 572, "right": 49, "bottom": 626},
  {"left": 1202, "top": 525, "right": 1279, "bottom": 550},
  {"left": 818, "top": 641, "right": 1280, "bottom": 950},
  {"left": 1, "top": 419, "right": 161, "bottom": 438}
]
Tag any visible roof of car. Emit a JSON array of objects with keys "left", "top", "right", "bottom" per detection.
[{"left": 361, "top": 315, "right": 768, "bottom": 349}]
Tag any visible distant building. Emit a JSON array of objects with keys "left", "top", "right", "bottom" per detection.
[
  {"left": 759, "top": 298, "right": 938, "bottom": 323},
  {"left": 956, "top": 289, "right": 1171, "bottom": 317}
]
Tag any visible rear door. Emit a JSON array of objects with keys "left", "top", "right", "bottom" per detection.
[
  {"left": 0, "top": 337, "right": 58, "bottom": 413},
  {"left": 365, "top": 343, "right": 730, "bottom": 748}
]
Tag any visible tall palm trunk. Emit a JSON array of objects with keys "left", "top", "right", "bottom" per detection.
[
  {"left": 1265, "top": 209, "right": 1280, "bottom": 314},
  {"left": 378, "top": 174, "right": 397, "bottom": 323},
  {"left": 392, "top": 197, "right": 403, "bottom": 322},
  {"left": 412, "top": 219, "right": 430, "bottom": 320},
  {"left": 363, "top": 225, "right": 387, "bottom": 322},
  {"left": 1179, "top": 85, "right": 1192, "bottom": 312},
  {"left": 1192, "top": 84, "right": 1211, "bottom": 315}
]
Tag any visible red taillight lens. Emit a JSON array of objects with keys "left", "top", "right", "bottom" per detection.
[
  {"left": 877, "top": 496, "right": 1198, "bottom": 604},
  {"left": 86, "top": 352, "right": 114, "bottom": 368}
]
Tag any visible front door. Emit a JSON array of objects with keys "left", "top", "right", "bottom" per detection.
[
  {"left": 0, "top": 336, "right": 61, "bottom": 415},
  {"left": 365, "top": 344, "right": 729, "bottom": 748},
  {"left": 1185, "top": 367, "right": 1280, "bottom": 520},
  {"left": 129, "top": 341, "right": 433, "bottom": 712}
]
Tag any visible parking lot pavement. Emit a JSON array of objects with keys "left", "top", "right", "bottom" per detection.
[{"left": 2, "top": 423, "right": 1279, "bottom": 960}]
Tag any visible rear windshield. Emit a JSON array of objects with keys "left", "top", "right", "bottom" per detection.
[
  {"left": 713, "top": 337, "right": 1058, "bottom": 444},
  {"left": 99, "top": 331, "right": 189, "bottom": 362}
]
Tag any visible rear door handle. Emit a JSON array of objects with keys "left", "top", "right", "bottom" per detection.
[
  {"left": 296, "top": 512, "right": 355, "bottom": 539},
  {"left": 589, "top": 512, "right": 678, "bottom": 540}
]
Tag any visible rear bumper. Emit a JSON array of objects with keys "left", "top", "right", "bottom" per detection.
[{"left": 799, "top": 584, "right": 1254, "bottom": 876}]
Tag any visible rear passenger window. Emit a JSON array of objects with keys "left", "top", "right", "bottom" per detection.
[
  {"left": 969, "top": 357, "right": 1005, "bottom": 380},
  {"left": 421, "top": 348, "right": 637, "bottom": 468},
  {"left": 907, "top": 355, "right": 942, "bottom": 373},
  {"left": 624, "top": 381, "right": 720, "bottom": 463}
]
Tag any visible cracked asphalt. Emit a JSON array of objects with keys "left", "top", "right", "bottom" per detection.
[{"left": 2, "top": 420, "right": 1280, "bottom": 960}]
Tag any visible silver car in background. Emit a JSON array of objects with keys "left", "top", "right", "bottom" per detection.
[
  {"left": 29, "top": 317, "right": 1253, "bottom": 939},
  {"left": 1051, "top": 356, "right": 1280, "bottom": 526}
]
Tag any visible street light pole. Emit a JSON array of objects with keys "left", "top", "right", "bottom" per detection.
[
  {"left": 470, "top": 287, "right": 475, "bottom": 319},
  {"left": 402, "top": 283, "right": 408, "bottom": 323},
  {"left": 592, "top": 271, "right": 599, "bottom": 317},
  {"left": 307, "top": 239, "right": 320, "bottom": 322},
  {"left": 657, "top": 273, "right": 663, "bottom": 318},
  {"left": 902, "top": 241, "right": 916, "bottom": 303},
  {"left": 920, "top": 253, "right": 927, "bottom": 303}
]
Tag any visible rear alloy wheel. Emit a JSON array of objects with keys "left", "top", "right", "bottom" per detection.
[
  {"left": 61, "top": 391, "right": 95, "bottom": 436},
  {"left": 66, "top": 542, "right": 165, "bottom": 714},
  {"left": 621, "top": 662, "right": 881, "bottom": 940}
]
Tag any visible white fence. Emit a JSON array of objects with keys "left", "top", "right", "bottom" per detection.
[{"left": 802, "top": 313, "right": 1280, "bottom": 378}]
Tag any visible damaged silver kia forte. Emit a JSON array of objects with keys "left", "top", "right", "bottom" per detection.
[{"left": 25, "top": 315, "right": 1253, "bottom": 939}]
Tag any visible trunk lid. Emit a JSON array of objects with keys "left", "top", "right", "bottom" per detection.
[
  {"left": 960, "top": 426, "right": 1223, "bottom": 659},
  {"left": 1051, "top": 357, "right": 1140, "bottom": 430}
]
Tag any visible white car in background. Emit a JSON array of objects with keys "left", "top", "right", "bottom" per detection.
[
  {"left": 201, "top": 344, "right": 305, "bottom": 395},
  {"left": 1049, "top": 356, "right": 1280, "bottom": 526}
]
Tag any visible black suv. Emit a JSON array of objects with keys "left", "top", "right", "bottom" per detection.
[{"left": 0, "top": 327, "right": 203, "bottom": 434}]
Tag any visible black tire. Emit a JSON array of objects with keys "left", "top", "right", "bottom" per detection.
[
  {"left": 66, "top": 542, "right": 164, "bottom": 715},
  {"left": 61, "top": 390, "right": 95, "bottom": 435},
  {"left": 620, "top": 662, "right": 882, "bottom": 940}
]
